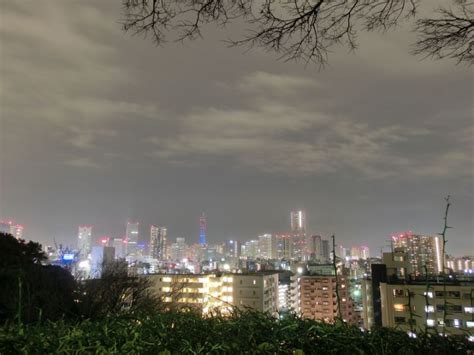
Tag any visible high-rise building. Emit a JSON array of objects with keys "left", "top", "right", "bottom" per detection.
[
  {"left": 290, "top": 210, "right": 306, "bottom": 260},
  {"left": 391, "top": 231, "right": 443, "bottom": 276},
  {"left": 90, "top": 246, "right": 115, "bottom": 278},
  {"left": 125, "top": 221, "right": 139, "bottom": 255},
  {"left": 112, "top": 238, "right": 126, "bottom": 259},
  {"left": 77, "top": 226, "right": 92, "bottom": 258},
  {"left": 307, "top": 235, "right": 322, "bottom": 260},
  {"left": 351, "top": 246, "right": 370, "bottom": 260},
  {"left": 170, "top": 237, "right": 187, "bottom": 262},
  {"left": 321, "top": 239, "right": 330, "bottom": 262},
  {"left": 242, "top": 240, "right": 259, "bottom": 259},
  {"left": 199, "top": 213, "right": 207, "bottom": 245},
  {"left": 150, "top": 225, "right": 168, "bottom": 260},
  {"left": 446, "top": 256, "right": 474, "bottom": 274},
  {"left": 224, "top": 240, "right": 241, "bottom": 258},
  {"left": 276, "top": 234, "right": 292, "bottom": 260},
  {"left": 257, "top": 234, "right": 277, "bottom": 259},
  {"left": 0, "top": 220, "right": 23, "bottom": 239},
  {"left": 360, "top": 246, "right": 370, "bottom": 260},
  {"left": 298, "top": 275, "right": 358, "bottom": 324}
]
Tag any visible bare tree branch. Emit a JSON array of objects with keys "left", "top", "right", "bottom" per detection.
[
  {"left": 122, "top": 0, "right": 418, "bottom": 65},
  {"left": 414, "top": 1, "right": 474, "bottom": 64},
  {"left": 122, "top": 0, "right": 473, "bottom": 65}
]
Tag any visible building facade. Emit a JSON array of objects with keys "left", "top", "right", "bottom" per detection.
[
  {"left": 77, "top": 225, "right": 92, "bottom": 258},
  {"left": 258, "top": 234, "right": 277, "bottom": 259},
  {"left": 126, "top": 221, "right": 139, "bottom": 256},
  {"left": 276, "top": 234, "right": 292, "bottom": 260},
  {"left": 298, "top": 275, "right": 358, "bottom": 324},
  {"left": 1, "top": 220, "right": 24, "bottom": 239},
  {"left": 170, "top": 237, "right": 187, "bottom": 262},
  {"left": 391, "top": 232, "right": 443, "bottom": 276},
  {"left": 380, "top": 281, "right": 474, "bottom": 335},
  {"left": 150, "top": 225, "right": 167, "bottom": 260},
  {"left": 148, "top": 272, "right": 279, "bottom": 315},
  {"left": 290, "top": 210, "right": 306, "bottom": 260}
]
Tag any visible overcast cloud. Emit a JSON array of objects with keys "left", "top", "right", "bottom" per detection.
[{"left": 0, "top": 1, "right": 472, "bottom": 255}]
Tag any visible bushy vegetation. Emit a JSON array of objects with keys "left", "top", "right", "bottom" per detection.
[
  {"left": 0, "top": 233, "right": 77, "bottom": 324},
  {"left": 1, "top": 311, "right": 472, "bottom": 354}
]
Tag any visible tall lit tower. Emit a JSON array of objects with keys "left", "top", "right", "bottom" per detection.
[
  {"left": 290, "top": 210, "right": 306, "bottom": 232},
  {"left": 290, "top": 210, "right": 306, "bottom": 260},
  {"left": 199, "top": 213, "right": 207, "bottom": 246},
  {"left": 126, "top": 221, "right": 139, "bottom": 255},
  {"left": 150, "top": 225, "right": 168, "bottom": 260},
  {"left": 78, "top": 226, "right": 92, "bottom": 258}
]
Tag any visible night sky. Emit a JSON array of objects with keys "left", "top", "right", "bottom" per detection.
[{"left": 0, "top": 1, "right": 472, "bottom": 256}]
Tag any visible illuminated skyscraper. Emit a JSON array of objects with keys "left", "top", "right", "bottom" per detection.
[
  {"left": 77, "top": 226, "right": 92, "bottom": 258},
  {"left": 150, "top": 225, "right": 168, "bottom": 260},
  {"left": 276, "top": 233, "right": 292, "bottom": 260},
  {"left": 0, "top": 220, "right": 24, "bottom": 239},
  {"left": 242, "top": 240, "right": 259, "bottom": 259},
  {"left": 290, "top": 210, "right": 306, "bottom": 260},
  {"left": 126, "top": 221, "right": 139, "bottom": 255},
  {"left": 258, "top": 234, "right": 277, "bottom": 259},
  {"left": 225, "top": 240, "right": 241, "bottom": 258},
  {"left": 199, "top": 213, "right": 207, "bottom": 245},
  {"left": 391, "top": 231, "right": 443, "bottom": 276},
  {"left": 170, "top": 237, "right": 187, "bottom": 262}
]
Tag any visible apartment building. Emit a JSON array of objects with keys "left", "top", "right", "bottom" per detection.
[
  {"left": 148, "top": 272, "right": 278, "bottom": 315},
  {"left": 298, "top": 275, "right": 358, "bottom": 324},
  {"left": 380, "top": 282, "right": 474, "bottom": 335}
]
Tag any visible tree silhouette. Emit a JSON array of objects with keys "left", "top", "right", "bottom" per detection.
[
  {"left": 0, "top": 233, "right": 77, "bottom": 323},
  {"left": 414, "top": 1, "right": 473, "bottom": 64},
  {"left": 122, "top": 0, "right": 473, "bottom": 65}
]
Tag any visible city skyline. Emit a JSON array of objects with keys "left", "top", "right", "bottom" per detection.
[
  {"left": 1, "top": 1, "right": 472, "bottom": 256},
  {"left": 1, "top": 208, "right": 470, "bottom": 259}
]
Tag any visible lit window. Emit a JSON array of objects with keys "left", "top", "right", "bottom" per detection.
[
  {"left": 465, "top": 307, "right": 474, "bottom": 314},
  {"left": 423, "top": 291, "right": 433, "bottom": 298},
  {"left": 426, "top": 319, "right": 435, "bottom": 327},
  {"left": 253, "top": 279, "right": 257, "bottom": 285},
  {"left": 424, "top": 305, "right": 434, "bottom": 313},
  {"left": 393, "top": 289, "right": 405, "bottom": 297},
  {"left": 394, "top": 304, "right": 406, "bottom": 312},
  {"left": 467, "top": 321, "right": 474, "bottom": 328},
  {"left": 453, "top": 319, "right": 461, "bottom": 328}
]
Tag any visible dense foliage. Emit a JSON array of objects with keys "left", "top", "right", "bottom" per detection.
[
  {"left": 0, "top": 233, "right": 77, "bottom": 324},
  {"left": 1, "top": 311, "right": 472, "bottom": 354}
]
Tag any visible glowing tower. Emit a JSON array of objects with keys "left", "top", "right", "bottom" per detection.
[{"left": 199, "top": 213, "right": 207, "bottom": 246}]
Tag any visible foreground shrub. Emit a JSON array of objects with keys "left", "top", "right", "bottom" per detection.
[{"left": 1, "top": 311, "right": 472, "bottom": 354}]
